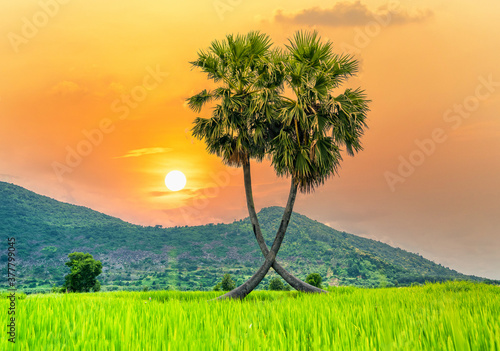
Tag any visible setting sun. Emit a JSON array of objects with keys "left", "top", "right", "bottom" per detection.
[{"left": 165, "top": 170, "right": 187, "bottom": 191}]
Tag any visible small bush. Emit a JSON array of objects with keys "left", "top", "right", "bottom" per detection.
[
  {"left": 269, "top": 277, "right": 285, "bottom": 291},
  {"left": 214, "top": 274, "right": 235, "bottom": 291},
  {"left": 305, "top": 273, "right": 322, "bottom": 288}
]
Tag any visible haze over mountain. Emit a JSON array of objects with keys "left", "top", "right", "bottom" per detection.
[{"left": 0, "top": 181, "right": 484, "bottom": 292}]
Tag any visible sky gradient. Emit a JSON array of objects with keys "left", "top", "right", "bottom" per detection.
[{"left": 1, "top": 0, "right": 499, "bottom": 279}]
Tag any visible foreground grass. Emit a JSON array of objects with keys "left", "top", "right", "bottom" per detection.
[{"left": 2, "top": 281, "right": 499, "bottom": 350}]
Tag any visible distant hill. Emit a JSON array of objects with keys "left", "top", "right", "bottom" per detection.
[{"left": 0, "top": 181, "right": 483, "bottom": 292}]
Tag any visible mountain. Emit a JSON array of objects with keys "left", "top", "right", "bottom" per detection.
[{"left": 0, "top": 181, "right": 482, "bottom": 292}]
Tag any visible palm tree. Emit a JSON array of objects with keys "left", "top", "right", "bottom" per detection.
[
  {"left": 217, "top": 31, "right": 369, "bottom": 300},
  {"left": 271, "top": 31, "right": 369, "bottom": 194},
  {"left": 188, "top": 32, "right": 323, "bottom": 294},
  {"left": 189, "top": 31, "right": 370, "bottom": 300}
]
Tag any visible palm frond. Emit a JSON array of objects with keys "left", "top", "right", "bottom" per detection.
[{"left": 186, "top": 89, "right": 214, "bottom": 113}]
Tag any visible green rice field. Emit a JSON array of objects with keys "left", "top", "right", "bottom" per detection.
[{"left": 2, "top": 281, "right": 499, "bottom": 350}]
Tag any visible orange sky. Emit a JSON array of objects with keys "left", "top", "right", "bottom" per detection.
[{"left": 1, "top": 0, "right": 499, "bottom": 279}]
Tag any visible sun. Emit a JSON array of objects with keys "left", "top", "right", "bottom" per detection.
[{"left": 165, "top": 170, "right": 187, "bottom": 191}]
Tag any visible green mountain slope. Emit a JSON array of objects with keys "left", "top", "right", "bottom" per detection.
[{"left": 0, "top": 181, "right": 482, "bottom": 292}]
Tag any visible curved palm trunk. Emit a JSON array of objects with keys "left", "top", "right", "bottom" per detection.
[
  {"left": 242, "top": 161, "right": 326, "bottom": 293},
  {"left": 218, "top": 179, "right": 298, "bottom": 300}
]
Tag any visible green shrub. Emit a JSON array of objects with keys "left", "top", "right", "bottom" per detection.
[
  {"left": 214, "top": 274, "right": 235, "bottom": 291},
  {"left": 305, "top": 273, "right": 323, "bottom": 288},
  {"left": 269, "top": 277, "right": 285, "bottom": 291}
]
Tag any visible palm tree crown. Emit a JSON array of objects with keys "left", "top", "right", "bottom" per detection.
[
  {"left": 270, "top": 31, "right": 370, "bottom": 193},
  {"left": 188, "top": 32, "right": 281, "bottom": 166}
]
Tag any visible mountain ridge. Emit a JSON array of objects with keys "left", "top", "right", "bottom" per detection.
[{"left": 0, "top": 181, "right": 483, "bottom": 292}]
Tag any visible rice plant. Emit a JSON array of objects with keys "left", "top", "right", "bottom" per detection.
[{"left": 1, "top": 282, "right": 499, "bottom": 350}]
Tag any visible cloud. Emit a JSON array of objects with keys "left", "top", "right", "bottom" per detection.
[
  {"left": 150, "top": 191, "right": 169, "bottom": 197},
  {"left": 115, "top": 147, "right": 173, "bottom": 159},
  {"left": 49, "top": 81, "right": 87, "bottom": 96},
  {"left": 107, "top": 82, "right": 126, "bottom": 94},
  {"left": 0, "top": 173, "right": 19, "bottom": 182},
  {"left": 271, "top": 1, "right": 432, "bottom": 27}
]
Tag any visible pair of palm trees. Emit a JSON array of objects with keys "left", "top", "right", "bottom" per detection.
[{"left": 187, "top": 31, "right": 370, "bottom": 299}]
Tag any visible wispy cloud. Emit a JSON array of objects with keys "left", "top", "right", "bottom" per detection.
[
  {"left": 150, "top": 191, "right": 169, "bottom": 197},
  {"left": 0, "top": 173, "right": 19, "bottom": 182},
  {"left": 271, "top": 1, "right": 432, "bottom": 27},
  {"left": 49, "top": 81, "right": 87, "bottom": 96},
  {"left": 115, "top": 147, "right": 173, "bottom": 159}
]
